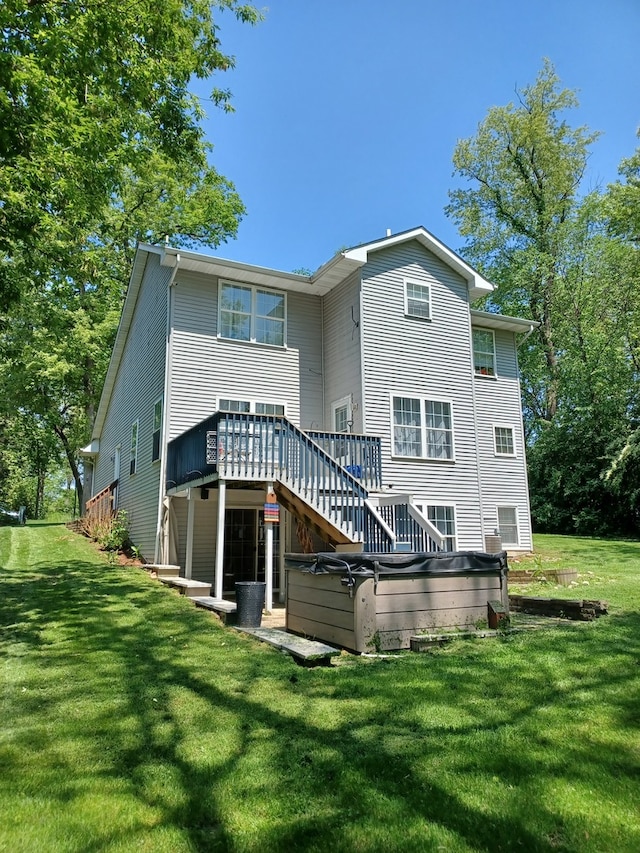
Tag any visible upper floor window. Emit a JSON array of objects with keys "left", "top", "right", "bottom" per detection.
[
  {"left": 404, "top": 280, "right": 431, "bottom": 320},
  {"left": 129, "top": 420, "right": 138, "bottom": 475},
  {"left": 392, "top": 396, "right": 454, "bottom": 460},
  {"left": 219, "top": 281, "right": 286, "bottom": 346},
  {"left": 473, "top": 328, "right": 496, "bottom": 376},
  {"left": 494, "top": 425, "right": 515, "bottom": 456},
  {"left": 152, "top": 398, "right": 162, "bottom": 462}
]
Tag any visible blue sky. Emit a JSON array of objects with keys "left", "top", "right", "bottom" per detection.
[{"left": 194, "top": 0, "right": 640, "bottom": 273}]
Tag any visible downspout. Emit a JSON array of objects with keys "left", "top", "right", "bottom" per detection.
[{"left": 154, "top": 253, "right": 180, "bottom": 563}]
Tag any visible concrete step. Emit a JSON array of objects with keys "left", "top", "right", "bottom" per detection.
[
  {"left": 191, "top": 596, "right": 237, "bottom": 624},
  {"left": 159, "top": 576, "right": 212, "bottom": 597},
  {"left": 149, "top": 564, "right": 181, "bottom": 578},
  {"left": 236, "top": 625, "right": 341, "bottom": 666}
]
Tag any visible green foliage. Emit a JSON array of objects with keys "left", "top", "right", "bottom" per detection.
[
  {"left": 0, "top": 0, "right": 260, "bottom": 506},
  {"left": 2, "top": 525, "right": 640, "bottom": 851},
  {"left": 447, "top": 60, "right": 640, "bottom": 536},
  {"left": 82, "top": 509, "right": 131, "bottom": 552}
]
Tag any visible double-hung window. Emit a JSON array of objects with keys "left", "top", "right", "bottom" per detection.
[
  {"left": 427, "top": 505, "right": 457, "bottom": 551},
  {"left": 473, "top": 328, "right": 496, "bottom": 376},
  {"left": 392, "top": 396, "right": 454, "bottom": 460},
  {"left": 129, "top": 420, "right": 138, "bottom": 475},
  {"left": 152, "top": 398, "right": 162, "bottom": 462},
  {"left": 404, "top": 280, "right": 431, "bottom": 319},
  {"left": 494, "top": 425, "right": 515, "bottom": 456},
  {"left": 497, "top": 506, "right": 519, "bottom": 545},
  {"left": 219, "top": 281, "right": 286, "bottom": 346}
]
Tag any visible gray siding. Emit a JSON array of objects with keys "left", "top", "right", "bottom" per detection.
[
  {"left": 169, "top": 271, "right": 323, "bottom": 438},
  {"left": 359, "top": 241, "right": 485, "bottom": 549},
  {"left": 93, "top": 253, "right": 169, "bottom": 559},
  {"left": 473, "top": 329, "right": 533, "bottom": 550},
  {"left": 322, "top": 270, "right": 364, "bottom": 432}
]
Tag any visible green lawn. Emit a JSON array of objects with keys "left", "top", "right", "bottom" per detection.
[{"left": 1, "top": 525, "right": 639, "bottom": 852}]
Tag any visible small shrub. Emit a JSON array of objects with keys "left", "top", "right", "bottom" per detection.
[{"left": 82, "top": 510, "right": 131, "bottom": 552}]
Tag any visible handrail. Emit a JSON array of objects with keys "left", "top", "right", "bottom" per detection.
[
  {"left": 306, "top": 430, "right": 382, "bottom": 490},
  {"left": 85, "top": 480, "right": 118, "bottom": 520},
  {"left": 165, "top": 413, "right": 441, "bottom": 553}
]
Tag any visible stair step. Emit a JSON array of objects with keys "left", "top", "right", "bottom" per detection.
[
  {"left": 149, "top": 564, "right": 181, "bottom": 578},
  {"left": 236, "top": 626, "right": 340, "bottom": 665},
  {"left": 159, "top": 576, "right": 212, "bottom": 597},
  {"left": 191, "top": 596, "right": 237, "bottom": 623}
]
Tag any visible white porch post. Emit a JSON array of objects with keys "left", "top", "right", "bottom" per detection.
[
  {"left": 278, "top": 510, "right": 286, "bottom": 604},
  {"left": 185, "top": 489, "right": 195, "bottom": 579},
  {"left": 215, "top": 479, "right": 226, "bottom": 600},
  {"left": 162, "top": 495, "right": 171, "bottom": 565},
  {"left": 265, "top": 480, "right": 274, "bottom": 613}
]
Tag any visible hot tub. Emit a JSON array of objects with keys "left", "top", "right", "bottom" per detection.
[{"left": 285, "top": 551, "right": 509, "bottom": 652}]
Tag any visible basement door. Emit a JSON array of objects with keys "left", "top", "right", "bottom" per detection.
[{"left": 223, "top": 508, "right": 280, "bottom": 594}]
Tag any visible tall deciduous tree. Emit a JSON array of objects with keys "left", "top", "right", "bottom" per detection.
[
  {"left": 446, "top": 59, "right": 599, "bottom": 423},
  {"left": 446, "top": 61, "right": 640, "bottom": 536},
  {"left": 0, "top": 0, "right": 260, "bottom": 512}
]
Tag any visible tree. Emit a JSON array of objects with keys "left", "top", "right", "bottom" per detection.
[
  {"left": 0, "top": 0, "right": 260, "bottom": 510},
  {"left": 446, "top": 61, "right": 640, "bottom": 536},
  {"left": 0, "top": 0, "right": 260, "bottom": 308},
  {"left": 446, "top": 59, "right": 599, "bottom": 423}
]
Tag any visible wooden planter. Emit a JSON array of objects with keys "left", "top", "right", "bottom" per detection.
[{"left": 285, "top": 552, "right": 509, "bottom": 652}]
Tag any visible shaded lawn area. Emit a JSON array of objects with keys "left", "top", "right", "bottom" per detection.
[{"left": 1, "top": 525, "right": 639, "bottom": 852}]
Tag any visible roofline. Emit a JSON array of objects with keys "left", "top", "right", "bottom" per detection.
[{"left": 470, "top": 309, "right": 540, "bottom": 334}]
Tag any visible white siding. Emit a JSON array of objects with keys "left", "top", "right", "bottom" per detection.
[
  {"left": 92, "top": 253, "right": 169, "bottom": 559},
  {"left": 474, "top": 329, "right": 533, "bottom": 550},
  {"left": 360, "top": 241, "right": 483, "bottom": 549},
  {"left": 322, "top": 270, "right": 364, "bottom": 432},
  {"left": 169, "top": 271, "right": 323, "bottom": 438}
]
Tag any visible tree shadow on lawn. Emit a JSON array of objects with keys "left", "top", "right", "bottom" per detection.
[{"left": 2, "top": 558, "right": 640, "bottom": 852}]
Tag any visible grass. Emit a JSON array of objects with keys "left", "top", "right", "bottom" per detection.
[{"left": 1, "top": 525, "right": 639, "bottom": 852}]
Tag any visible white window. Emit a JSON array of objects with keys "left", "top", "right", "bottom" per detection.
[
  {"left": 497, "top": 506, "right": 519, "bottom": 545},
  {"left": 129, "top": 420, "right": 138, "bottom": 475},
  {"left": 427, "top": 505, "right": 457, "bottom": 551},
  {"left": 473, "top": 328, "right": 496, "bottom": 376},
  {"left": 219, "top": 281, "right": 286, "bottom": 346},
  {"left": 331, "top": 396, "right": 352, "bottom": 433},
  {"left": 218, "top": 398, "right": 284, "bottom": 416},
  {"left": 392, "top": 396, "right": 454, "bottom": 460},
  {"left": 152, "top": 398, "right": 163, "bottom": 462},
  {"left": 494, "top": 425, "right": 515, "bottom": 456},
  {"left": 404, "top": 279, "right": 431, "bottom": 320}
]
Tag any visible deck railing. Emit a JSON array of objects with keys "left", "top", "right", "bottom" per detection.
[
  {"left": 85, "top": 480, "right": 118, "bottom": 521},
  {"left": 306, "top": 430, "right": 382, "bottom": 490},
  {"left": 166, "top": 413, "right": 442, "bottom": 553}
]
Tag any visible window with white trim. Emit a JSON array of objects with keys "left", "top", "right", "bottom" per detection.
[
  {"left": 129, "top": 420, "right": 138, "bottom": 475},
  {"left": 473, "top": 328, "right": 496, "bottom": 376},
  {"left": 152, "top": 398, "right": 162, "bottom": 462},
  {"left": 392, "top": 396, "right": 454, "bottom": 460},
  {"left": 427, "top": 505, "right": 457, "bottom": 551},
  {"left": 332, "top": 396, "right": 352, "bottom": 433},
  {"left": 218, "top": 398, "right": 285, "bottom": 416},
  {"left": 404, "top": 280, "right": 431, "bottom": 319},
  {"left": 494, "top": 425, "right": 515, "bottom": 456},
  {"left": 219, "top": 281, "right": 286, "bottom": 346},
  {"left": 497, "top": 506, "right": 519, "bottom": 545}
]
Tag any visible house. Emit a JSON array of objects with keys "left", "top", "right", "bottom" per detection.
[{"left": 84, "top": 226, "right": 536, "bottom": 612}]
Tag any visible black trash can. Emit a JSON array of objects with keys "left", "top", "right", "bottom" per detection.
[{"left": 235, "top": 581, "right": 266, "bottom": 628}]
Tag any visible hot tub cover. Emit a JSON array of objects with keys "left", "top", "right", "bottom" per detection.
[{"left": 285, "top": 550, "right": 508, "bottom": 578}]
